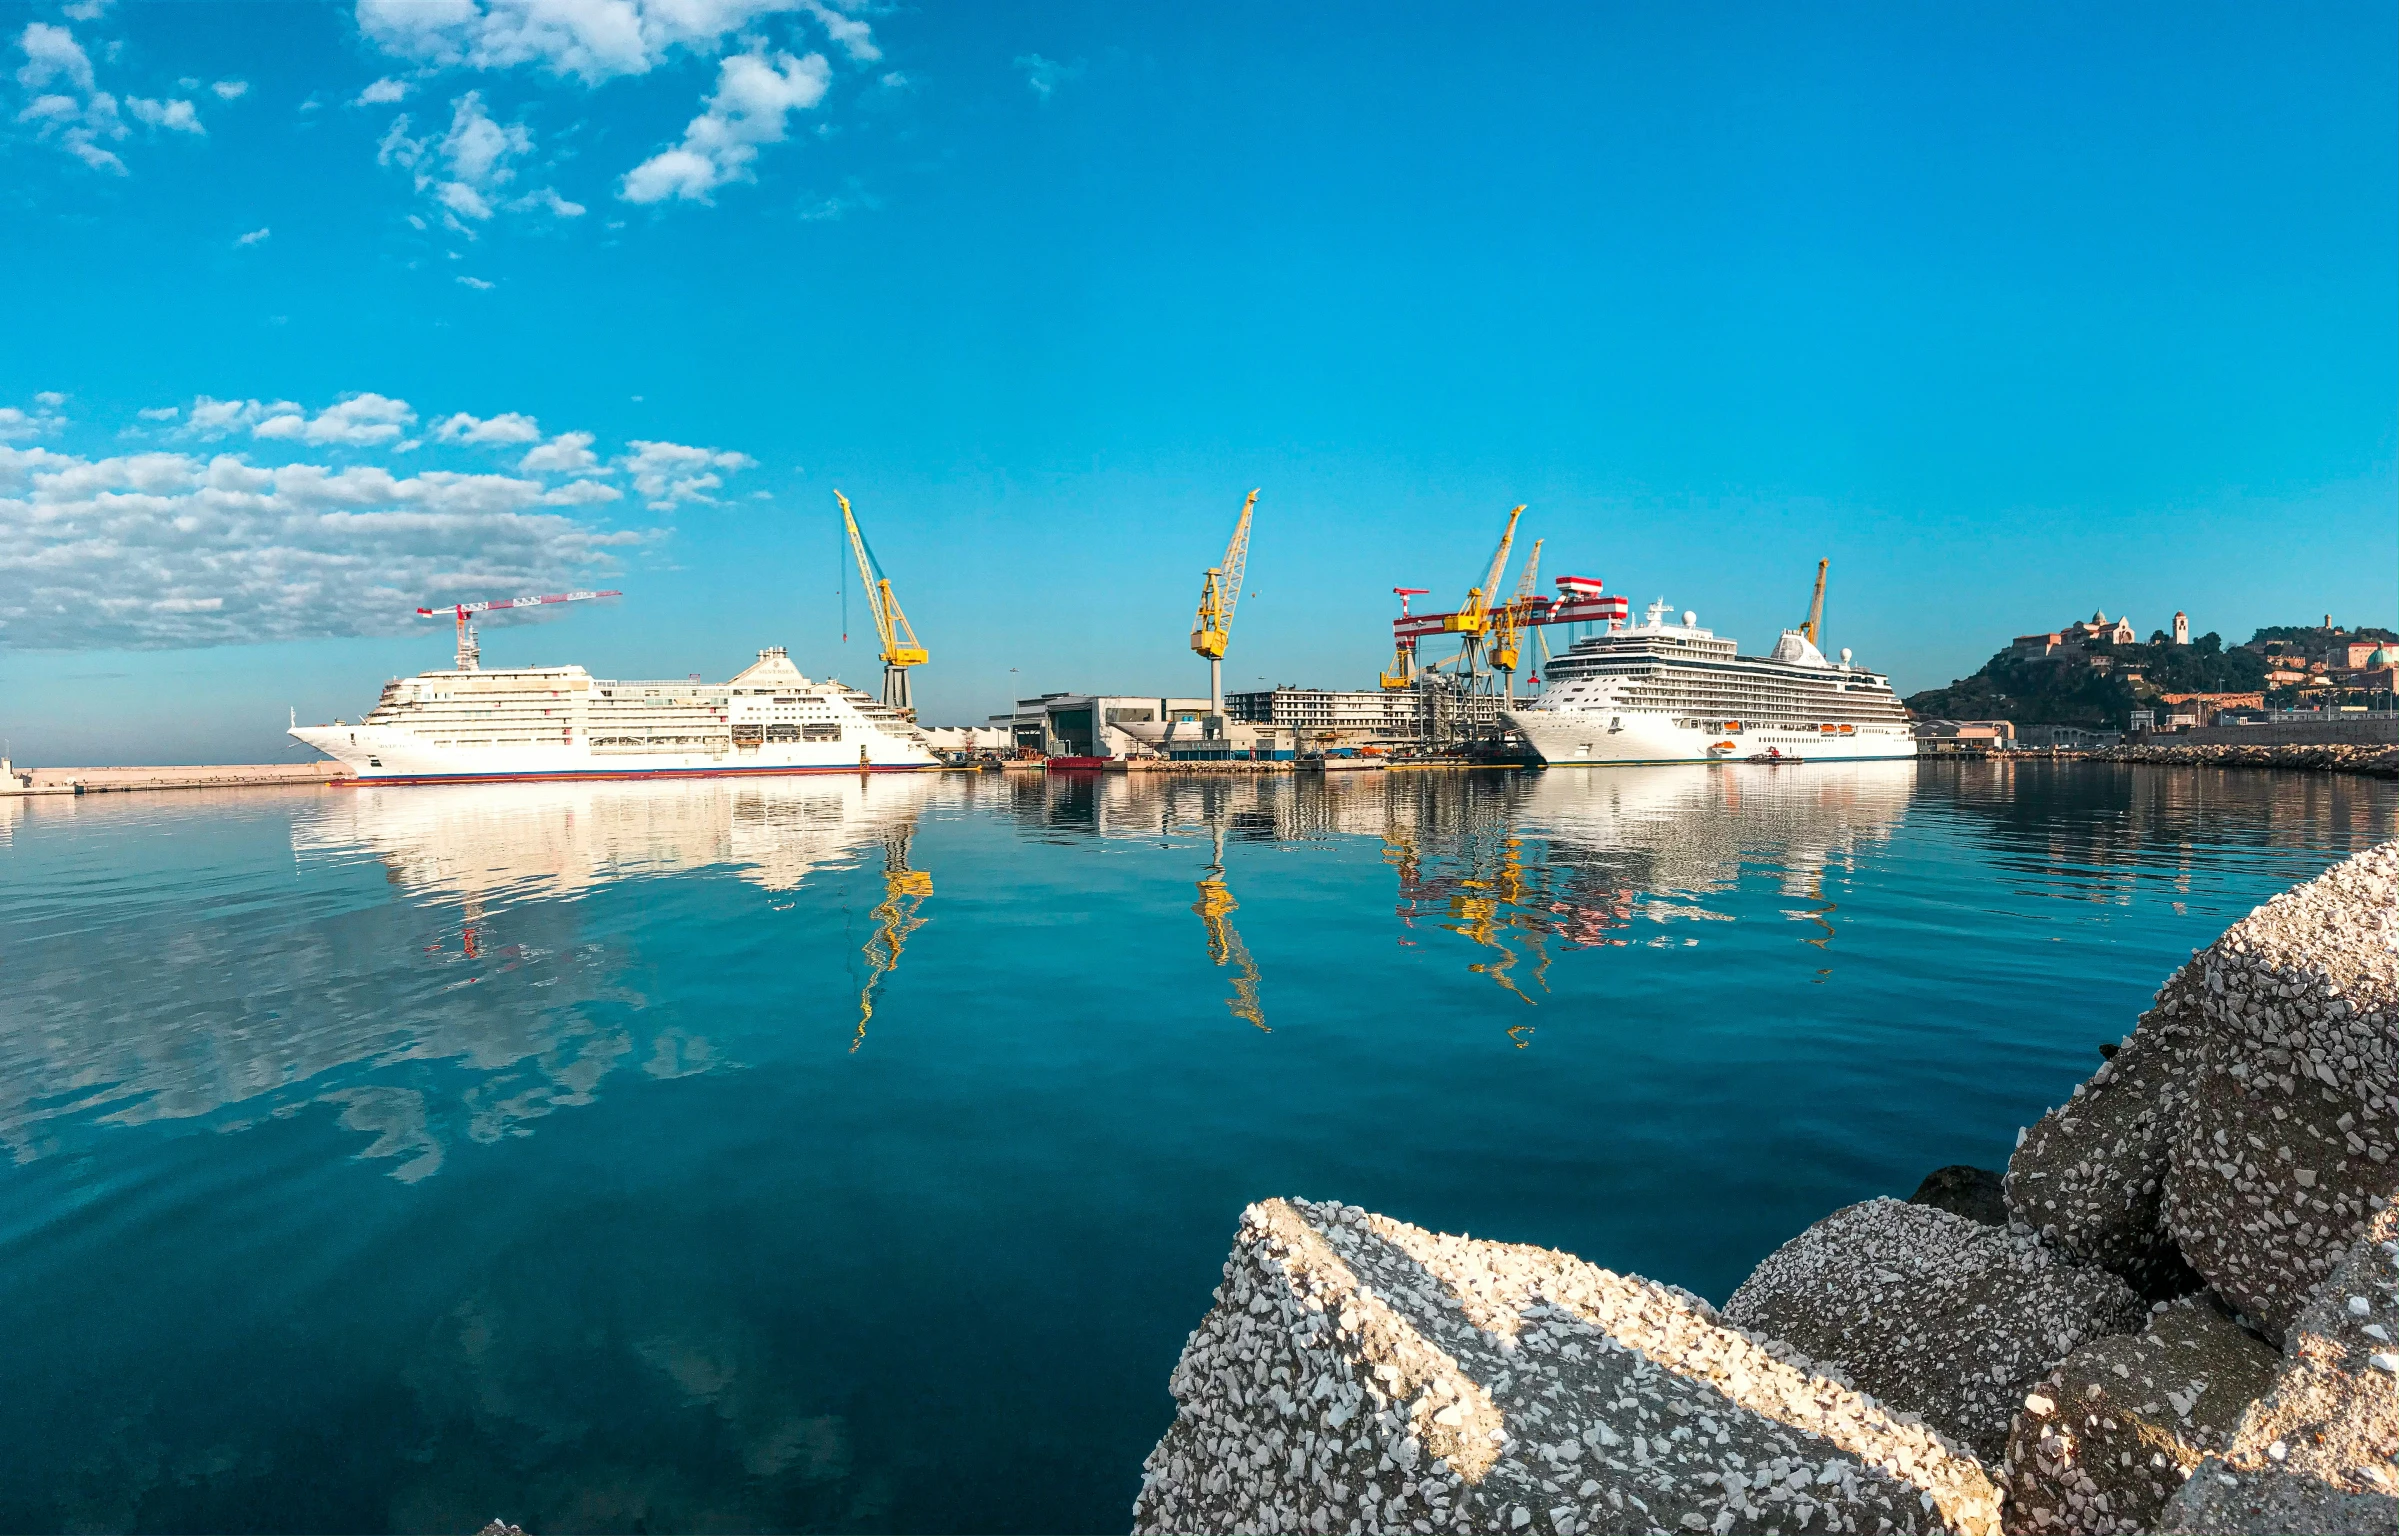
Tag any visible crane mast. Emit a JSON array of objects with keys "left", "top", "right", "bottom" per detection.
[
  {"left": 1491, "top": 536, "right": 1544, "bottom": 701},
  {"left": 838, "top": 491, "right": 929, "bottom": 716},
  {"left": 1802, "top": 559, "right": 1828, "bottom": 647},
  {"left": 1189, "top": 488, "right": 1259, "bottom": 728}
]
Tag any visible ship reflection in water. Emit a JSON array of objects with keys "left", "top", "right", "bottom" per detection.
[{"left": 1, "top": 761, "right": 2395, "bottom": 1533}]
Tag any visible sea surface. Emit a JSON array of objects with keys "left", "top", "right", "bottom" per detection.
[{"left": 1, "top": 761, "right": 2393, "bottom": 1533}]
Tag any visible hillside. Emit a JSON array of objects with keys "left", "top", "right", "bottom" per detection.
[{"left": 1905, "top": 633, "right": 2268, "bottom": 727}]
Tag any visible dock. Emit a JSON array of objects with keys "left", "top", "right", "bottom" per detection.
[{"left": 3, "top": 762, "right": 354, "bottom": 796}]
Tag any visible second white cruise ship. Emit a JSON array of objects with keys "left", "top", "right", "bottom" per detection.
[
  {"left": 1503, "top": 598, "right": 1917, "bottom": 766},
  {"left": 292, "top": 644, "right": 941, "bottom": 785}
]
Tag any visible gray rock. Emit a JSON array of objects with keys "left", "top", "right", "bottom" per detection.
[
  {"left": 1999, "top": 1293, "right": 2279, "bottom": 1534},
  {"left": 2158, "top": 1200, "right": 2399, "bottom": 1532},
  {"left": 1133, "top": 1197, "right": 2001, "bottom": 1536},
  {"left": 1722, "top": 1198, "right": 2147, "bottom": 1462},
  {"left": 2006, "top": 960, "right": 2210, "bottom": 1298},
  {"left": 1910, "top": 1166, "right": 2008, "bottom": 1228},
  {"left": 2162, "top": 842, "right": 2399, "bottom": 1342}
]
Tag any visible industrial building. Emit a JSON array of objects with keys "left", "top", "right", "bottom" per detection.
[
  {"left": 985, "top": 693, "right": 1295, "bottom": 761},
  {"left": 1226, "top": 686, "right": 1500, "bottom": 747}
]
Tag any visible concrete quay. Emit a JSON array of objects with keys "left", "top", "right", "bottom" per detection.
[{"left": 3, "top": 761, "right": 354, "bottom": 796}]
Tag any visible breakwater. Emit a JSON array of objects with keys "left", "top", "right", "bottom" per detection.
[
  {"left": 2091, "top": 742, "right": 2399, "bottom": 778},
  {"left": 3, "top": 761, "right": 353, "bottom": 795},
  {"left": 1137, "top": 841, "right": 2399, "bottom": 1534}
]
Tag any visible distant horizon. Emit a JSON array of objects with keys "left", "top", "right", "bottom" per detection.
[{"left": 3, "top": 1, "right": 2393, "bottom": 765}]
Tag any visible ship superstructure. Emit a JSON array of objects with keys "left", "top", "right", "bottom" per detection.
[
  {"left": 292, "top": 646, "right": 940, "bottom": 784},
  {"left": 1503, "top": 599, "right": 1916, "bottom": 766}
]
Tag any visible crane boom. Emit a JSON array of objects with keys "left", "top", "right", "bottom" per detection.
[
  {"left": 1491, "top": 537, "right": 1544, "bottom": 697},
  {"left": 1802, "top": 558, "right": 1829, "bottom": 647},
  {"left": 1190, "top": 489, "right": 1260, "bottom": 724},
  {"left": 838, "top": 490, "right": 929, "bottom": 714},
  {"left": 1441, "top": 505, "right": 1526, "bottom": 636},
  {"left": 415, "top": 588, "right": 619, "bottom": 672}
]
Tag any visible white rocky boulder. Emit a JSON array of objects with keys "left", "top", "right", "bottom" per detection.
[
  {"left": 1721, "top": 1199, "right": 2147, "bottom": 1462},
  {"left": 2161, "top": 842, "right": 2399, "bottom": 1342},
  {"left": 1133, "top": 1197, "right": 2001, "bottom": 1536},
  {"left": 2159, "top": 1201, "right": 2399, "bottom": 1532},
  {"left": 1998, "top": 1293, "right": 2279, "bottom": 1534}
]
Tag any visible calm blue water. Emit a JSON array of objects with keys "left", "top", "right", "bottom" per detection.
[{"left": 1, "top": 761, "right": 2392, "bottom": 1532}]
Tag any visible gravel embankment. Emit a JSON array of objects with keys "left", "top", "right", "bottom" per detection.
[{"left": 2085, "top": 743, "right": 2399, "bottom": 777}]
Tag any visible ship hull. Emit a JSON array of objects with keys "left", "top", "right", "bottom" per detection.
[
  {"left": 290, "top": 725, "right": 939, "bottom": 785},
  {"left": 1503, "top": 708, "right": 1917, "bottom": 767}
]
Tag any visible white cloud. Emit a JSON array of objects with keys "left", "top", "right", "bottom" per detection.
[
  {"left": 378, "top": 91, "right": 538, "bottom": 231},
  {"left": 619, "top": 46, "right": 827, "bottom": 204},
  {"left": 620, "top": 439, "right": 754, "bottom": 508},
  {"left": 355, "top": 0, "right": 839, "bottom": 85},
  {"left": 137, "top": 405, "right": 180, "bottom": 422},
  {"left": 236, "top": 226, "right": 270, "bottom": 245},
  {"left": 519, "top": 430, "right": 598, "bottom": 473},
  {"left": 799, "top": 0, "right": 876, "bottom": 63},
  {"left": 0, "top": 444, "right": 643, "bottom": 650},
  {"left": 17, "top": 22, "right": 94, "bottom": 92},
  {"left": 508, "top": 185, "right": 584, "bottom": 216},
  {"left": 1014, "top": 53, "right": 1083, "bottom": 100},
  {"left": 125, "top": 94, "right": 204, "bottom": 134},
  {"left": 249, "top": 393, "right": 419, "bottom": 446},
  {"left": 433, "top": 410, "right": 539, "bottom": 443},
  {"left": 543, "top": 478, "right": 621, "bottom": 505},
  {"left": 456, "top": 274, "right": 495, "bottom": 289},
  {"left": 0, "top": 399, "right": 69, "bottom": 441},
  {"left": 60, "top": 0, "right": 113, "bottom": 20},
  {"left": 211, "top": 78, "right": 247, "bottom": 100},
  {"left": 356, "top": 75, "right": 412, "bottom": 104},
  {"left": 15, "top": 22, "right": 127, "bottom": 172}
]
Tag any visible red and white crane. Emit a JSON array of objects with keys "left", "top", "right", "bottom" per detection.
[{"left": 416, "top": 589, "right": 620, "bottom": 671}]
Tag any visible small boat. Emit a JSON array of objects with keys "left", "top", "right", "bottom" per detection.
[
  {"left": 1045, "top": 755, "right": 1112, "bottom": 771},
  {"left": 1746, "top": 748, "right": 1804, "bottom": 764}
]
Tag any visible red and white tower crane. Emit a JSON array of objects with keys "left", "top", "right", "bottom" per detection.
[{"left": 415, "top": 589, "right": 621, "bottom": 671}]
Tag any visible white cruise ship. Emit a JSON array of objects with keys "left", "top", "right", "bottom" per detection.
[
  {"left": 1503, "top": 599, "right": 1916, "bottom": 766},
  {"left": 292, "top": 646, "right": 940, "bottom": 785}
]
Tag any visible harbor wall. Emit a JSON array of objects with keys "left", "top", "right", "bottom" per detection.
[{"left": 15, "top": 762, "right": 353, "bottom": 794}]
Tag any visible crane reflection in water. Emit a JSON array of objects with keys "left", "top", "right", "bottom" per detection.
[
  {"left": 1191, "top": 818, "right": 1268, "bottom": 1032},
  {"left": 852, "top": 820, "right": 933, "bottom": 1052}
]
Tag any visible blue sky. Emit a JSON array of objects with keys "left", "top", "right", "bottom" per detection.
[{"left": 2, "top": 1, "right": 2393, "bottom": 762}]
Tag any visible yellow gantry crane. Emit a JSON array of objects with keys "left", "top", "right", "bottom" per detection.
[
  {"left": 1190, "top": 489, "right": 1259, "bottom": 723},
  {"left": 1490, "top": 536, "right": 1544, "bottom": 702},
  {"left": 1802, "top": 558, "right": 1829, "bottom": 647},
  {"left": 837, "top": 490, "right": 929, "bottom": 715}
]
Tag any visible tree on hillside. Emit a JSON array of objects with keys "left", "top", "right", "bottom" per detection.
[{"left": 1904, "top": 636, "right": 2265, "bottom": 726}]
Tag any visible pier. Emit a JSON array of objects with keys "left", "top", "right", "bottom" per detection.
[{"left": 3, "top": 761, "right": 355, "bottom": 796}]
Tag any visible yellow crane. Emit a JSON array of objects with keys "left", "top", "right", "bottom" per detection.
[
  {"left": 1441, "top": 505, "right": 1526, "bottom": 645},
  {"left": 1802, "top": 558, "right": 1829, "bottom": 647},
  {"left": 1190, "top": 488, "right": 1259, "bottom": 723},
  {"left": 837, "top": 490, "right": 929, "bottom": 715},
  {"left": 1490, "top": 536, "right": 1544, "bottom": 701}
]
